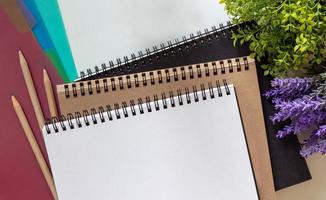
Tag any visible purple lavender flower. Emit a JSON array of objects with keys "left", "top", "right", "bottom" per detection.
[
  {"left": 271, "top": 97, "right": 284, "bottom": 105},
  {"left": 276, "top": 125, "right": 294, "bottom": 138},
  {"left": 271, "top": 96, "right": 325, "bottom": 123},
  {"left": 264, "top": 77, "right": 314, "bottom": 100},
  {"left": 300, "top": 135, "right": 326, "bottom": 158},
  {"left": 276, "top": 111, "right": 326, "bottom": 138},
  {"left": 271, "top": 78, "right": 313, "bottom": 88},
  {"left": 315, "top": 125, "right": 326, "bottom": 137},
  {"left": 265, "top": 75, "right": 326, "bottom": 158},
  {"left": 294, "top": 111, "right": 326, "bottom": 130}
]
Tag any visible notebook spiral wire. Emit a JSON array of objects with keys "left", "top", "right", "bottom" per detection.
[
  {"left": 64, "top": 57, "right": 249, "bottom": 98},
  {"left": 45, "top": 80, "right": 231, "bottom": 134},
  {"left": 77, "top": 22, "right": 251, "bottom": 80}
]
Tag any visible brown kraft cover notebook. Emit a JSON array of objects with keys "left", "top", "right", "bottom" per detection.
[{"left": 57, "top": 56, "right": 276, "bottom": 200}]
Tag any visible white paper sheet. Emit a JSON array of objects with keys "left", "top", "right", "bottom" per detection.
[
  {"left": 43, "top": 86, "right": 258, "bottom": 200},
  {"left": 58, "top": 0, "right": 230, "bottom": 73}
]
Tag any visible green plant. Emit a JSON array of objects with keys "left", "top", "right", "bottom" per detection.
[{"left": 220, "top": 0, "right": 326, "bottom": 76}]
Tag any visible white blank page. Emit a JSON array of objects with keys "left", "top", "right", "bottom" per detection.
[
  {"left": 43, "top": 86, "right": 258, "bottom": 200},
  {"left": 58, "top": 0, "right": 230, "bottom": 72}
]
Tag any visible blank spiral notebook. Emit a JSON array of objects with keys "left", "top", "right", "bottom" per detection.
[
  {"left": 58, "top": 0, "right": 310, "bottom": 192},
  {"left": 57, "top": 57, "right": 276, "bottom": 200},
  {"left": 44, "top": 84, "right": 259, "bottom": 200},
  {"left": 69, "top": 20, "right": 311, "bottom": 191}
]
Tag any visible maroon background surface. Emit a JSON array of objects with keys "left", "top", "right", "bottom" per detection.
[{"left": 0, "top": 4, "right": 63, "bottom": 200}]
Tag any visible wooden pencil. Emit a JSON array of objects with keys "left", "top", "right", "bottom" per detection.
[
  {"left": 11, "top": 96, "right": 58, "bottom": 200},
  {"left": 19, "top": 50, "right": 45, "bottom": 130},
  {"left": 43, "top": 69, "right": 58, "bottom": 117}
]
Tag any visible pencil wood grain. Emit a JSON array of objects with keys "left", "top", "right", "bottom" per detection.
[
  {"left": 43, "top": 69, "right": 58, "bottom": 117},
  {"left": 19, "top": 50, "right": 45, "bottom": 129},
  {"left": 11, "top": 95, "right": 58, "bottom": 200}
]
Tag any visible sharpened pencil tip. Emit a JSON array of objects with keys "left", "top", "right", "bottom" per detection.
[
  {"left": 43, "top": 69, "right": 49, "bottom": 82},
  {"left": 18, "top": 50, "right": 23, "bottom": 57},
  {"left": 11, "top": 95, "right": 19, "bottom": 108},
  {"left": 18, "top": 50, "right": 27, "bottom": 66}
]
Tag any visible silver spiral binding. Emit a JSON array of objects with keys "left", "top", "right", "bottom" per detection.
[
  {"left": 46, "top": 80, "right": 231, "bottom": 134},
  {"left": 77, "top": 21, "right": 249, "bottom": 80},
  {"left": 63, "top": 57, "right": 249, "bottom": 98}
]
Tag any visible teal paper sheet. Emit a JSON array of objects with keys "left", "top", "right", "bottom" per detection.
[
  {"left": 32, "top": 0, "right": 77, "bottom": 82},
  {"left": 22, "top": 0, "right": 69, "bottom": 82}
]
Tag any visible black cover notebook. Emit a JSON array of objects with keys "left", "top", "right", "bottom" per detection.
[{"left": 77, "top": 23, "right": 311, "bottom": 190}]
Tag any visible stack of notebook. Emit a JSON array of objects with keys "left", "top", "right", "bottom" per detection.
[
  {"left": 44, "top": 0, "right": 310, "bottom": 199},
  {"left": 56, "top": 0, "right": 310, "bottom": 191},
  {"left": 47, "top": 81, "right": 260, "bottom": 200},
  {"left": 52, "top": 56, "right": 273, "bottom": 200},
  {"left": 0, "top": 0, "right": 312, "bottom": 199},
  {"left": 31, "top": 1, "right": 266, "bottom": 199}
]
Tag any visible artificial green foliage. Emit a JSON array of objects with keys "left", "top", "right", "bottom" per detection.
[{"left": 220, "top": 0, "right": 326, "bottom": 76}]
